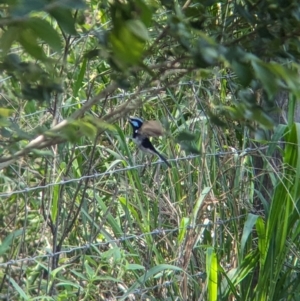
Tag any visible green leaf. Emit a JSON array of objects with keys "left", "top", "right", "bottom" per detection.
[
  {"left": 84, "top": 261, "right": 95, "bottom": 279},
  {"left": 51, "top": 182, "right": 59, "bottom": 222},
  {"left": 250, "top": 107, "right": 274, "bottom": 128},
  {"left": 178, "top": 217, "right": 190, "bottom": 243},
  {"left": 18, "top": 29, "right": 47, "bottom": 60},
  {"left": 109, "top": 27, "right": 145, "bottom": 66},
  {"left": 121, "top": 264, "right": 183, "bottom": 300},
  {"left": 56, "top": 0, "right": 85, "bottom": 9},
  {"left": 176, "top": 131, "right": 197, "bottom": 141},
  {"left": 268, "top": 63, "right": 300, "bottom": 99},
  {"left": 30, "top": 149, "right": 54, "bottom": 157},
  {"left": 0, "top": 26, "right": 19, "bottom": 54},
  {"left": 59, "top": 124, "right": 81, "bottom": 142},
  {"left": 109, "top": 12, "right": 149, "bottom": 68},
  {"left": 256, "top": 216, "right": 266, "bottom": 263},
  {"left": 134, "top": 0, "right": 152, "bottom": 27},
  {"left": 252, "top": 60, "right": 279, "bottom": 98},
  {"left": 0, "top": 229, "right": 23, "bottom": 255},
  {"left": 209, "top": 114, "right": 227, "bottom": 126},
  {"left": 231, "top": 61, "right": 253, "bottom": 87},
  {"left": 241, "top": 213, "right": 259, "bottom": 254},
  {"left": 27, "top": 17, "right": 62, "bottom": 52},
  {"left": 78, "top": 120, "right": 97, "bottom": 139},
  {"left": 10, "top": 0, "right": 47, "bottom": 16},
  {"left": 56, "top": 280, "right": 82, "bottom": 289},
  {"left": 125, "top": 264, "right": 145, "bottom": 271},
  {"left": 224, "top": 250, "right": 259, "bottom": 294},
  {"left": 48, "top": 7, "right": 77, "bottom": 35},
  {"left": 84, "top": 49, "right": 101, "bottom": 60},
  {"left": 126, "top": 19, "right": 149, "bottom": 41},
  {"left": 180, "top": 142, "right": 201, "bottom": 154},
  {"left": 73, "top": 58, "right": 87, "bottom": 98},
  {"left": 0, "top": 108, "right": 13, "bottom": 117},
  {"left": 207, "top": 247, "right": 218, "bottom": 301},
  {"left": 9, "top": 278, "right": 29, "bottom": 300},
  {"left": 192, "top": 187, "right": 211, "bottom": 226}
]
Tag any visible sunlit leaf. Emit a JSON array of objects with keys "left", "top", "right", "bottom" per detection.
[
  {"left": 256, "top": 216, "right": 266, "bottom": 264},
  {"left": 207, "top": 247, "right": 218, "bottom": 301},
  {"left": 78, "top": 120, "right": 97, "bottom": 139},
  {"left": 109, "top": 26, "right": 145, "bottom": 66},
  {"left": 192, "top": 187, "right": 211, "bottom": 226},
  {"left": 126, "top": 19, "right": 149, "bottom": 41},
  {"left": 0, "top": 108, "right": 13, "bottom": 117},
  {"left": 178, "top": 217, "right": 190, "bottom": 243}
]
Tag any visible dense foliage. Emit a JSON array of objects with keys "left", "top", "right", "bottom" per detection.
[{"left": 1, "top": 0, "right": 300, "bottom": 300}]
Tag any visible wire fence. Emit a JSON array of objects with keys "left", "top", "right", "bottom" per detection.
[
  {"left": 0, "top": 214, "right": 247, "bottom": 268},
  {"left": 0, "top": 147, "right": 267, "bottom": 198},
  {"left": 0, "top": 71, "right": 284, "bottom": 298},
  {"left": 0, "top": 141, "right": 287, "bottom": 298}
]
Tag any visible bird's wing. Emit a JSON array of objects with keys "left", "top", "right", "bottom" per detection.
[{"left": 139, "top": 120, "right": 164, "bottom": 137}]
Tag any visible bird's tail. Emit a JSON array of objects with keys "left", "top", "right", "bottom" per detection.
[{"left": 156, "top": 152, "right": 171, "bottom": 168}]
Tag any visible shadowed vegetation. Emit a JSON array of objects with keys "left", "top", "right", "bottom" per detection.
[{"left": 0, "top": 0, "right": 300, "bottom": 300}]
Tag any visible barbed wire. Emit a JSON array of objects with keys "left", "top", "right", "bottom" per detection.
[
  {"left": 0, "top": 147, "right": 267, "bottom": 198},
  {"left": 0, "top": 214, "right": 247, "bottom": 268}
]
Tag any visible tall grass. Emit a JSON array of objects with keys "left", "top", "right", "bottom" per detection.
[{"left": 1, "top": 1, "right": 300, "bottom": 300}]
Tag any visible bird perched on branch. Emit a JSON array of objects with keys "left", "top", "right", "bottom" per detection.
[{"left": 128, "top": 117, "right": 171, "bottom": 168}]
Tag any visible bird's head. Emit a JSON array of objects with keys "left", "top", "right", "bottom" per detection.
[
  {"left": 128, "top": 116, "right": 164, "bottom": 137},
  {"left": 128, "top": 116, "right": 144, "bottom": 130}
]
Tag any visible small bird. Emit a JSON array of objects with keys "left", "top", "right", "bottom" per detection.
[{"left": 128, "top": 117, "right": 171, "bottom": 168}]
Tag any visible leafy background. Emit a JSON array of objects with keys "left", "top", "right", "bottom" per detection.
[{"left": 0, "top": 0, "right": 300, "bottom": 300}]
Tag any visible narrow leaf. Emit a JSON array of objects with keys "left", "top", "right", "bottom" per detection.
[
  {"left": 27, "top": 17, "right": 62, "bottom": 52},
  {"left": 48, "top": 7, "right": 77, "bottom": 35},
  {"left": 207, "top": 247, "right": 218, "bottom": 301},
  {"left": 0, "top": 26, "right": 19, "bottom": 54},
  {"left": 18, "top": 30, "right": 46, "bottom": 60},
  {"left": 241, "top": 213, "right": 259, "bottom": 254},
  {"left": 178, "top": 217, "right": 190, "bottom": 244},
  {"left": 73, "top": 58, "right": 87, "bottom": 98},
  {"left": 9, "top": 278, "right": 29, "bottom": 300}
]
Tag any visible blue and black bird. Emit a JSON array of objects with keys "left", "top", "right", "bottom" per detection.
[{"left": 128, "top": 117, "right": 171, "bottom": 168}]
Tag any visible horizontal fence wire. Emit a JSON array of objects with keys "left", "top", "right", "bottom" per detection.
[
  {"left": 0, "top": 214, "right": 247, "bottom": 268},
  {"left": 0, "top": 147, "right": 267, "bottom": 198}
]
